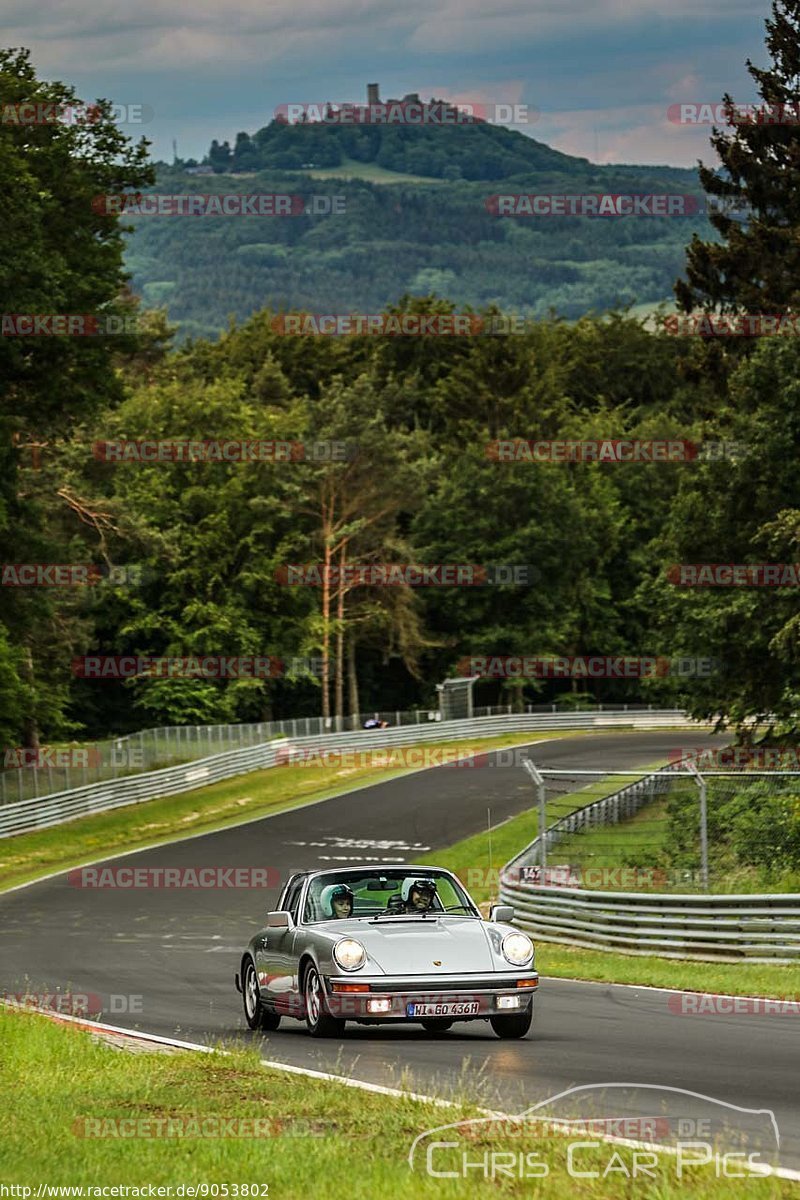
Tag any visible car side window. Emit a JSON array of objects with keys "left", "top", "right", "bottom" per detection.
[
  {"left": 278, "top": 872, "right": 303, "bottom": 910},
  {"left": 284, "top": 880, "right": 304, "bottom": 922}
]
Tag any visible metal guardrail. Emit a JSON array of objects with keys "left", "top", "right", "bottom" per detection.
[
  {"left": 0, "top": 702, "right": 666, "bottom": 805},
  {"left": 0, "top": 709, "right": 696, "bottom": 839},
  {"left": 1, "top": 707, "right": 461, "bottom": 805},
  {"left": 499, "top": 765, "right": 800, "bottom": 962},
  {"left": 500, "top": 879, "right": 800, "bottom": 962}
]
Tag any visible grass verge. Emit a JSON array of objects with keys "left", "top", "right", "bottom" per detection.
[
  {"left": 537, "top": 943, "right": 800, "bottom": 999},
  {"left": 0, "top": 731, "right": 583, "bottom": 895},
  {"left": 0, "top": 1005, "right": 792, "bottom": 1195}
]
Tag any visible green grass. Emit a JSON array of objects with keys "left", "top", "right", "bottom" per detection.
[
  {"left": 547, "top": 792, "right": 672, "bottom": 882},
  {"left": 296, "top": 156, "right": 447, "bottom": 184},
  {"left": 0, "top": 1006, "right": 792, "bottom": 1195},
  {"left": 0, "top": 731, "right": 585, "bottom": 894},
  {"left": 537, "top": 943, "right": 800, "bottom": 998}
]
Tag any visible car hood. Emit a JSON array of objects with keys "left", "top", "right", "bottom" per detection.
[{"left": 349, "top": 917, "right": 496, "bottom": 975}]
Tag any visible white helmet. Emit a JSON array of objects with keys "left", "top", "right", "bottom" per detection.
[{"left": 320, "top": 883, "right": 354, "bottom": 917}]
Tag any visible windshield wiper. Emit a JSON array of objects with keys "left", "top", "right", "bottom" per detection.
[{"left": 370, "top": 911, "right": 432, "bottom": 921}]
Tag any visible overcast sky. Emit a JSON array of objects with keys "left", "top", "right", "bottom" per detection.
[{"left": 6, "top": 0, "right": 772, "bottom": 167}]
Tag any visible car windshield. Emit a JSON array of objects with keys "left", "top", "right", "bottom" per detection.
[{"left": 302, "top": 869, "right": 479, "bottom": 923}]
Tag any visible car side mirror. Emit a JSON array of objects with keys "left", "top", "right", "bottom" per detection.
[
  {"left": 266, "top": 910, "right": 292, "bottom": 929},
  {"left": 489, "top": 904, "right": 514, "bottom": 924}
]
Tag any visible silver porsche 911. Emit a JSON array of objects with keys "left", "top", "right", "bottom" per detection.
[{"left": 235, "top": 865, "right": 538, "bottom": 1038}]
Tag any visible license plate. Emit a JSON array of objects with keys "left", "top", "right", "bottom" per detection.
[{"left": 407, "top": 1001, "right": 480, "bottom": 1017}]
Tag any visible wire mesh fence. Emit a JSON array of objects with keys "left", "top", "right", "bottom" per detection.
[
  {"left": 509, "top": 762, "right": 800, "bottom": 895},
  {"left": 0, "top": 704, "right": 522, "bottom": 805}
]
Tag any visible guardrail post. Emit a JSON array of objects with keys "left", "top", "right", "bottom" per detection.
[
  {"left": 522, "top": 758, "right": 547, "bottom": 868},
  {"left": 698, "top": 773, "right": 709, "bottom": 892},
  {"left": 687, "top": 762, "right": 709, "bottom": 891}
]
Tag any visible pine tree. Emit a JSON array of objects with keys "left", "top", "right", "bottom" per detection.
[{"left": 676, "top": 0, "right": 800, "bottom": 314}]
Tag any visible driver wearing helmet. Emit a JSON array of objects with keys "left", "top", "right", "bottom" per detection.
[
  {"left": 319, "top": 883, "right": 354, "bottom": 920},
  {"left": 401, "top": 877, "right": 437, "bottom": 913}
]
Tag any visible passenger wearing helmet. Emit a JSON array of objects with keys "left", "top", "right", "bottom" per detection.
[
  {"left": 401, "top": 877, "right": 437, "bottom": 913},
  {"left": 319, "top": 883, "right": 354, "bottom": 920}
]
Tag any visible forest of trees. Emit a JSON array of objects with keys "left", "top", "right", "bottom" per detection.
[
  {"left": 204, "top": 114, "right": 582, "bottom": 179},
  {"left": 3, "top": 0, "right": 800, "bottom": 750},
  {"left": 127, "top": 153, "right": 707, "bottom": 340}
]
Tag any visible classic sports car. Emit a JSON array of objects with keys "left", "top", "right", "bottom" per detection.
[{"left": 235, "top": 865, "right": 537, "bottom": 1038}]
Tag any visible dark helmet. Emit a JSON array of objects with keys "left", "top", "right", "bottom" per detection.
[
  {"left": 401, "top": 877, "right": 437, "bottom": 907},
  {"left": 320, "top": 883, "right": 354, "bottom": 917}
]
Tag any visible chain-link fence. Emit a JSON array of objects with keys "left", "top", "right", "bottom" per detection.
[
  {"left": 1, "top": 704, "right": 523, "bottom": 805},
  {"left": 509, "top": 761, "right": 800, "bottom": 895}
]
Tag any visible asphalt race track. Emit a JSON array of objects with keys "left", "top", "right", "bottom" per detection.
[{"left": 4, "top": 730, "right": 800, "bottom": 1169}]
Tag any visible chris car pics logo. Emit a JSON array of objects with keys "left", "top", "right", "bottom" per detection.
[{"left": 408, "top": 1084, "right": 781, "bottom": 1181}]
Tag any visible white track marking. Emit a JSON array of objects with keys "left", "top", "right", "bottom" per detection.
[{"left": 542, "top": 975, "right": 800, "bottom": 1005}]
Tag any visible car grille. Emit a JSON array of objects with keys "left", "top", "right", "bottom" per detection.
[{"left": 366, "top": 976, "right": 529, "bottom": 993}]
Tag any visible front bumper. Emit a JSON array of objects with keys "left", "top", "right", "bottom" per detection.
[{"left": 322, "top": 971, "right": 538, "bottom": 1020}]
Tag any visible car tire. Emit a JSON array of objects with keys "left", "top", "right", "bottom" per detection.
[
  {"left": 242, "top": 957, "right": 281, "bottom": 1032},
  {"left": 304, "top": 964, "right": 345, "bottom": 1038},
  {"left": 421, "top": 1018, "right": 454, "bottom": 1033},
  {"left": 490, "top": 1008, "right": 532, "bottom": 1039}
]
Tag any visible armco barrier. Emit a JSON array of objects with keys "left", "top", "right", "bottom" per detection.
[
  {"left": 0, "top": 709, "right": 697, "bottom": 838},
  {"left": 499, "top": 766, "right": 800, "bottom": 962},
  {"left": 499, "top": 877, "right": 800, "bottom": 962}
]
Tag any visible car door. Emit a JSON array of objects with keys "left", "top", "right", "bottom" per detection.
[{"left": 260, "top": 877, "right": 305, "bottom": 1014}]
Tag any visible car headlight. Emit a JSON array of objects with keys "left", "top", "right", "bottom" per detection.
[
  {"left": 501, "top": 931, "right": 534, "bottom": 966},
  {"left": 333, "top": 938, "right": 366, "bottom": 971}
]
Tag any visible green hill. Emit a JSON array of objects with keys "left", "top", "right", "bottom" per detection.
[
  {"left": 127, "top": 118, "right": 712, "bottom": 339},
  {"left": 205, "top": 111, "right": 588, "bottom": 179}
]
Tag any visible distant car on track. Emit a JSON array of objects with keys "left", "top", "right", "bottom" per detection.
[{"left": 235, "top": 865, "right": 537, "bottom": 1038}]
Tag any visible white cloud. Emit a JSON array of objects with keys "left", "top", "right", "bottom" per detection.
[
  {"left": 537, "top": 103, "right": 722, "bottom": 167},
  {"left": 5, "top": 0, "right": 765, "bottom": 70}
]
